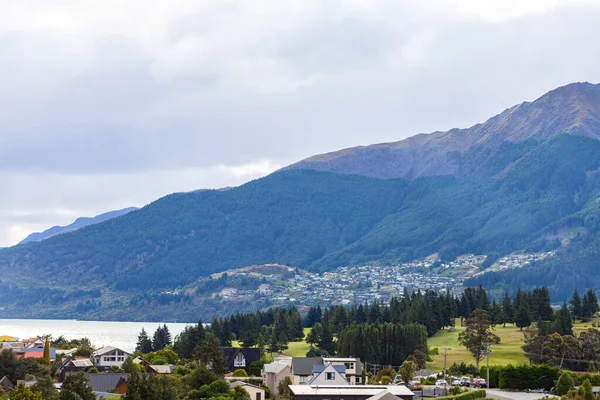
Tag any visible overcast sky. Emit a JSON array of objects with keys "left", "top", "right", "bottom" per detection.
[{"left": 1, "top": 0, "right": 600, "bottom": 246}]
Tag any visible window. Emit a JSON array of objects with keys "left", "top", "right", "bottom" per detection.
[
  {"left": 299, "top": 376, "right": 309, "bottom": 384},
  {"left": 355, "top": 377, "right": 361, "bottom": 383},
  {"left": 256, "top": 393, "right": 262, "bottom": 400},
  {"left": 344, "top": 362, "right": 354, "bottom": 370},
  {"left": 325, "top": 372, "right": 335, "bottom": 380},
  {"left": 117, "top": 357, "right": 124, "bottom": 361},
  {"left": 234, "top": 353, "right": 246, "bottom": 367}
]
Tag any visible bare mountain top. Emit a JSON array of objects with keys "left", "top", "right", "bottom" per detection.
[{"left": 288, "top": 82, "right": 600, "bottom": 180}]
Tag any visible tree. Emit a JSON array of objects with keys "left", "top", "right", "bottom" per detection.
[
  {"left": 195, "top": 332, "right": 227, "bottom": 375},
  {"left": 502, "top": 292, "right": 514, "bottom": 326},
  {"left": 59, "top": 372, "right": 96, "bottom": 400},
  {"left": 556, "top": 372, "right": 574, "bottom": 396},
  {"left": 306, "top": 328, "right": 318, "bottom": 348},
  {"left": 136, "top": 328, "right": 153, "bottom": 354},
  {"left": 9, "top": 383, "right": 42, "bottom": 400},
  {"left": 152, "top": 325, "right": 172, "bottom": 351},
  {"left": 515, "top": 301, "right": 531, "bottom": 330},
  {"left": 183, "top": 365, "right": 218, "bottom": 391},
  {"left": 582, "top": 378, "right": 593, "bottom": 400},
  {"left": 278, "top": 376, "right": 292, "bottom": 398},
  {"left": 42, "top": 338, "right": 51, "bottom": 366},
  {"left": 552, "top": 302, "right": 573, "bottom": 336},
  {"left": 458, "top": 309, "right": 498, "bottom": 368},
  {"left": 232, "top": 369, "right": 248, "bottom": 377},
  {"left": 582, "top": 289, "right": 599, "bottom": 321},
  {"left": 317, "top": 323, "right": 335, "bottom": 355},
  {"left": 571, "top": 289, "right": 583, "bottom": 321},
  {"left": 31, "top": 375, "right": 58, "bottom": 400},
  {"left": 257, "top": 333, "right": 265, "bottom": 358},
  {"left": 124, "top": 371, "right": 151, "bottom": 400},
  {"left": 278, "top": 332, "right": 289, "bottom": 352},
  {"left": 173, "top": 322, "right": 205, "bottom": 359},
  {"left": 398, "top": 360, "right": 416, "bottom": 384}
]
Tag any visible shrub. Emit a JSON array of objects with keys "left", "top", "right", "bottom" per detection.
[
  {"left": 437, "top": 389, "right": 486, "bottom": 400},
  {"left": 248, "top": 360, "right": 266, "bottom": 377},
  {"left": 232, "top": 369, "right": 249, "bottom": 378},
  {"left": 556, "top": 372, "right": 575, "bottom": 396},
  {"left": 498, "top": 364, "right": 560, "bottom": 390},
  {"left": 582, "top": 378, "right": 593, "bottom": 400}
]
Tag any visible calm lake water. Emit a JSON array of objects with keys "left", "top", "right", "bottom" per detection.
[{"left": 0, "top": 319, "right": 193, "bottom": 353}]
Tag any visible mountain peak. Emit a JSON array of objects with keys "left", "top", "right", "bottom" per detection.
[{"left": 288, "top": 82, "right": 600, "bottom": 180}]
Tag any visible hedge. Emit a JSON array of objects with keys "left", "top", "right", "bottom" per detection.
[
  {"left": 479, "top": 366, "right": 502, "bottom": 388},
  {"left": 437, "top": 390, "right": 486, "bottom": 400},
  {"left": 498, "top": 364, "right": 560, "bottom": 390}
]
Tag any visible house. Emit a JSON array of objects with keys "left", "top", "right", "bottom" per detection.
[
  {"left": 86, "top": 373, "right": 130, "bottom": 396},
  {"left": 323, "top": 357, "right": 363, "bottom": 384},
  {"left": 91, "top": 347, "right": 131, "bottom": 368},
  {"left": 262, "top": 357, "right": 292, "bottom": 395},
  {"left": 288, "top": 385, "right": 414, "bottom": 400},
  {"left": 309, "top": 364, "right": 349, "bottom": 385},
  {"left": 291, "top": 357, "right": 323, "bottom": 384},
  {"left": 0, "top": 376, "right": 14, "bottom": 393},
  {"left": 133, "top": 356, "right": 174, "bottom": 374},
  {"left": 57, "top": 356, "right": 96, "bottom": 380},
  {"left": 14, "top": 347, "right": 57, "bottom": 361},
  {"left": 229, "top": 381, "right": 266, "bottom": 400},
  {"left": 222, "top": 348, "right": 261, "bottom": 372}
]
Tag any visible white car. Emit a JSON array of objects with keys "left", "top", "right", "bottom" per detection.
[
  {"left": 451, "top": 379, "right": 461, "bottom": 386},
  {"left": 436, "top": 380, "right": 449, "bottom": 388}
]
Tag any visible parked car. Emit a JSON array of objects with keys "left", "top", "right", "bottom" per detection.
[
  {"left": 474, "top": 378, "right": 487, "bottom": 388},
  {"left": 525, "top": 388, "right": 548, "bottom": 393},
  {"left": 451, "top": 378, "right": 461, "bottom": 386},
  {"left": 436, "top": 380, "right": 449, "bottom": 388},
  {"left": 460, "top": 377, "right": 472, "bottom": 387}
]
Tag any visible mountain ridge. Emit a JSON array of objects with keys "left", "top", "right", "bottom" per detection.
[
  {"left": 19, "top": 207, "right": 138, "bottom": 244},
  {"left": 287, "top": 81, "right": 600, "bottom": 180}
]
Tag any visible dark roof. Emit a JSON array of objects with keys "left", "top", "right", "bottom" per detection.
[
  {"left": 221, "top": 348, "right": 261, "bottom": 372},
  {"left": 0, "top": 376, "right": 14, "bottom": 390},
  {"left": 86, "top": 373, "right": 130, "bottom": 393},
  {"left": 292, "top": 357, "right": 323, "bottom": 375}
]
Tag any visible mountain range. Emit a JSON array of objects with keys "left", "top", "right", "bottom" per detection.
[
  {"left": 19, "top": 207, "right": 138, "bottom": 244},
  {"left": 1, "top": 81, "right": 600, "bottom": 320}
]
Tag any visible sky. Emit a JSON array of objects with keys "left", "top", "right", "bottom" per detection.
[{"left": 1, "top": 0, "right": 600, "bottom": 246}]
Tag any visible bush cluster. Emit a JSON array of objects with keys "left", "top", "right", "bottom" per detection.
[{"left": 437, "top": 389, "right": 486, "bottom": 400}]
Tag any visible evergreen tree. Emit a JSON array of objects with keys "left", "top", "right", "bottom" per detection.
[
  {"left": 59, "top": 372, "right": 96, "bottom": 400},
  {"left": 152, "top": 324, "right": 172, "bottom": 351},
  {"left": 31, "top": 375, "right": 58, "bottom": 400},
  {"left": 136, "top": 328, "right": 153, "bottom": 354},
  {"left": 173, "top": 321, "right": 205, "bottom": 359},
  {"left": 458, "top": 309, "right": 498, "bottom": 368},
  {"left": 195, "top": 332, "right": 227, "bottom": 375},
  {"left": 502, "top": 292, "right": 514, "bottom": 326},
  {"left": 515, "top": 301, "right": 531, "bottom": 330},
  {"left": 553, "top": 302, "right": 574, "bottom": 336},
  {"left": 582, "top": 289, "right": 599, "bottom": 321},
  {"left": 42, "top": 338, "right": 51, "bottom": 366},
  {"left": 318, "top": 323, "right": 336, "bottom": 355},
  {"left": 571, "top": 289, "right": 583, "bottom": 321},
  {"left": 257, "top": 333, "right": 265, "bottom": 357}
]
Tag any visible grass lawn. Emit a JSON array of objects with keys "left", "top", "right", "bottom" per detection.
[
  {"left": 428, "top": 318, "right": 592, "bottom": 370},
  {"left": 230, "top": 328, "right": 311, "bottom": 358},
  {"left": 282, "top": 328, "right": 311, "bottom": 357}
]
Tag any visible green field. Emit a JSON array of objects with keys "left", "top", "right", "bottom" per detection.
[
  {"left": 282, "top": 328, "right": 311, "bottom": 357},
  {"left": 428, "top": 319, "right": 594, "bottom": 370}
]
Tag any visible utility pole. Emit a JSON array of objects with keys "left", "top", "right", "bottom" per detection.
[
  {"left": 486, "top": 342, "right": 490, "bottom": 388},
  {"left": 443, "top": 348, "right": 451, "bottom": 379}
]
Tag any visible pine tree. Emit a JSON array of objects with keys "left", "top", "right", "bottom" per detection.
[
  {"left": 136, "top": 328, "right": 153, "bottom": 354},
  {"left": 552, "top": 302, "right": 574, "bottom": 335},
  {"left": 318, "top": 323, "right": 335, "bottom": 355},
  {"left": 571, "top": 289, "right": 583, "bottom": 321},
  {"left": 515, "top": 301, "right": 531, "bottom": 330},
  {"left": 152, "top": 324, "right": 172, "bottom": 351},
  {"left": 257, "top": 333, "right": 265, "bottom": 357},
  {"left": 502, "top": 292, "right": 514, "bottom": 326}
]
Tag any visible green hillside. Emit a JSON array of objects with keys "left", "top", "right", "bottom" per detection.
[{"left": 3, "top": 135, "right": 600, "bottom": 318}]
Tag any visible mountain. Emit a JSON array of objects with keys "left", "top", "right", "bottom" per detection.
[
  {"left": 2, "top": 82, "right": 600, "bottom": 321},
  {"left": 288, "top": 82, "right": 600, "bottom": 180},
  {"left": 19, "top": 207, "right": 139, "bottom": 244}
]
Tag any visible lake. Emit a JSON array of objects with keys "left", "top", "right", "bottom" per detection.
[{"left": 0, "top": 319, "right": 193, "bottom": 353}]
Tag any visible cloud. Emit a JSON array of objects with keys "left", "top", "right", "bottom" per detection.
[{"left": 0, "top": 0, "right": 599, "bottom": 245}]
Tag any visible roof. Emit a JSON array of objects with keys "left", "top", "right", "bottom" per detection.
[
  {"left": 0, "top": 376, "right": 14, "bottom": 389},
  {"left": 313, "top": 364, "right": 346, "bottom": 374},
  {"left": 222, "top": 348, "right": 261, "bottom": 371},
  {"left": 17, "top": 348, "right": 57, "bottom": 359},
  {"left": 229, "top": 381, "right": 265, "bottom": 391},
  {"left": 86, "top": 373, "right": 130, "bottom": 393},
  {"left": 72, "top": 359, "right": 94, "bottom": 367},
  {"left": 150, "top": 365, "right": 174, "bottom": 374},
  {"left": 289, "top": 385, "right": 414, "bottom": 397},
  {"left": 263, "top": 362, "right": 291, "bottom": 375},
  {"left": 92, "top": 346, "right": 130, "bottom": 356},
  {"left": 367, "top": 391, "right": 403, "bottom": 400},
  {"left": 292, "top": 357, "right": 323, "bottom": 375},
  {"left": 323, "top": 357, "right": 362, "bottom": 375}
]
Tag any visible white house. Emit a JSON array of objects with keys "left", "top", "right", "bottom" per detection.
[
  {"left": 91, "top": 347, "right": 131, "bottom": 368},
  {"left": 309, "top": 364, "right": 349, "bottom": 385},
  {"left": 323, "top": 357, "right": 363, "bottom": 384}
]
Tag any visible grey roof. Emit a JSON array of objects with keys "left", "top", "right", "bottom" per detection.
[
  {"left": 263, "top": 362, "right": 290, "bottom": 375},
  {"left": 86, "top": 373, "right": 130, "bottom": 393},
  {"left": 229, "top": 381, "right": 265, "bottom": 390},
  {"left": 367, "top": 391, "right": 403, "bottom": 400},
  {"left": 292, "top": 357, "right": 323, "bottom": 375},
  {"left": 313, "top": 364, "right": 345, "bottom": 374},
  {"left": 72, "top": 359, "right": 94, "bottom": 367}
]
